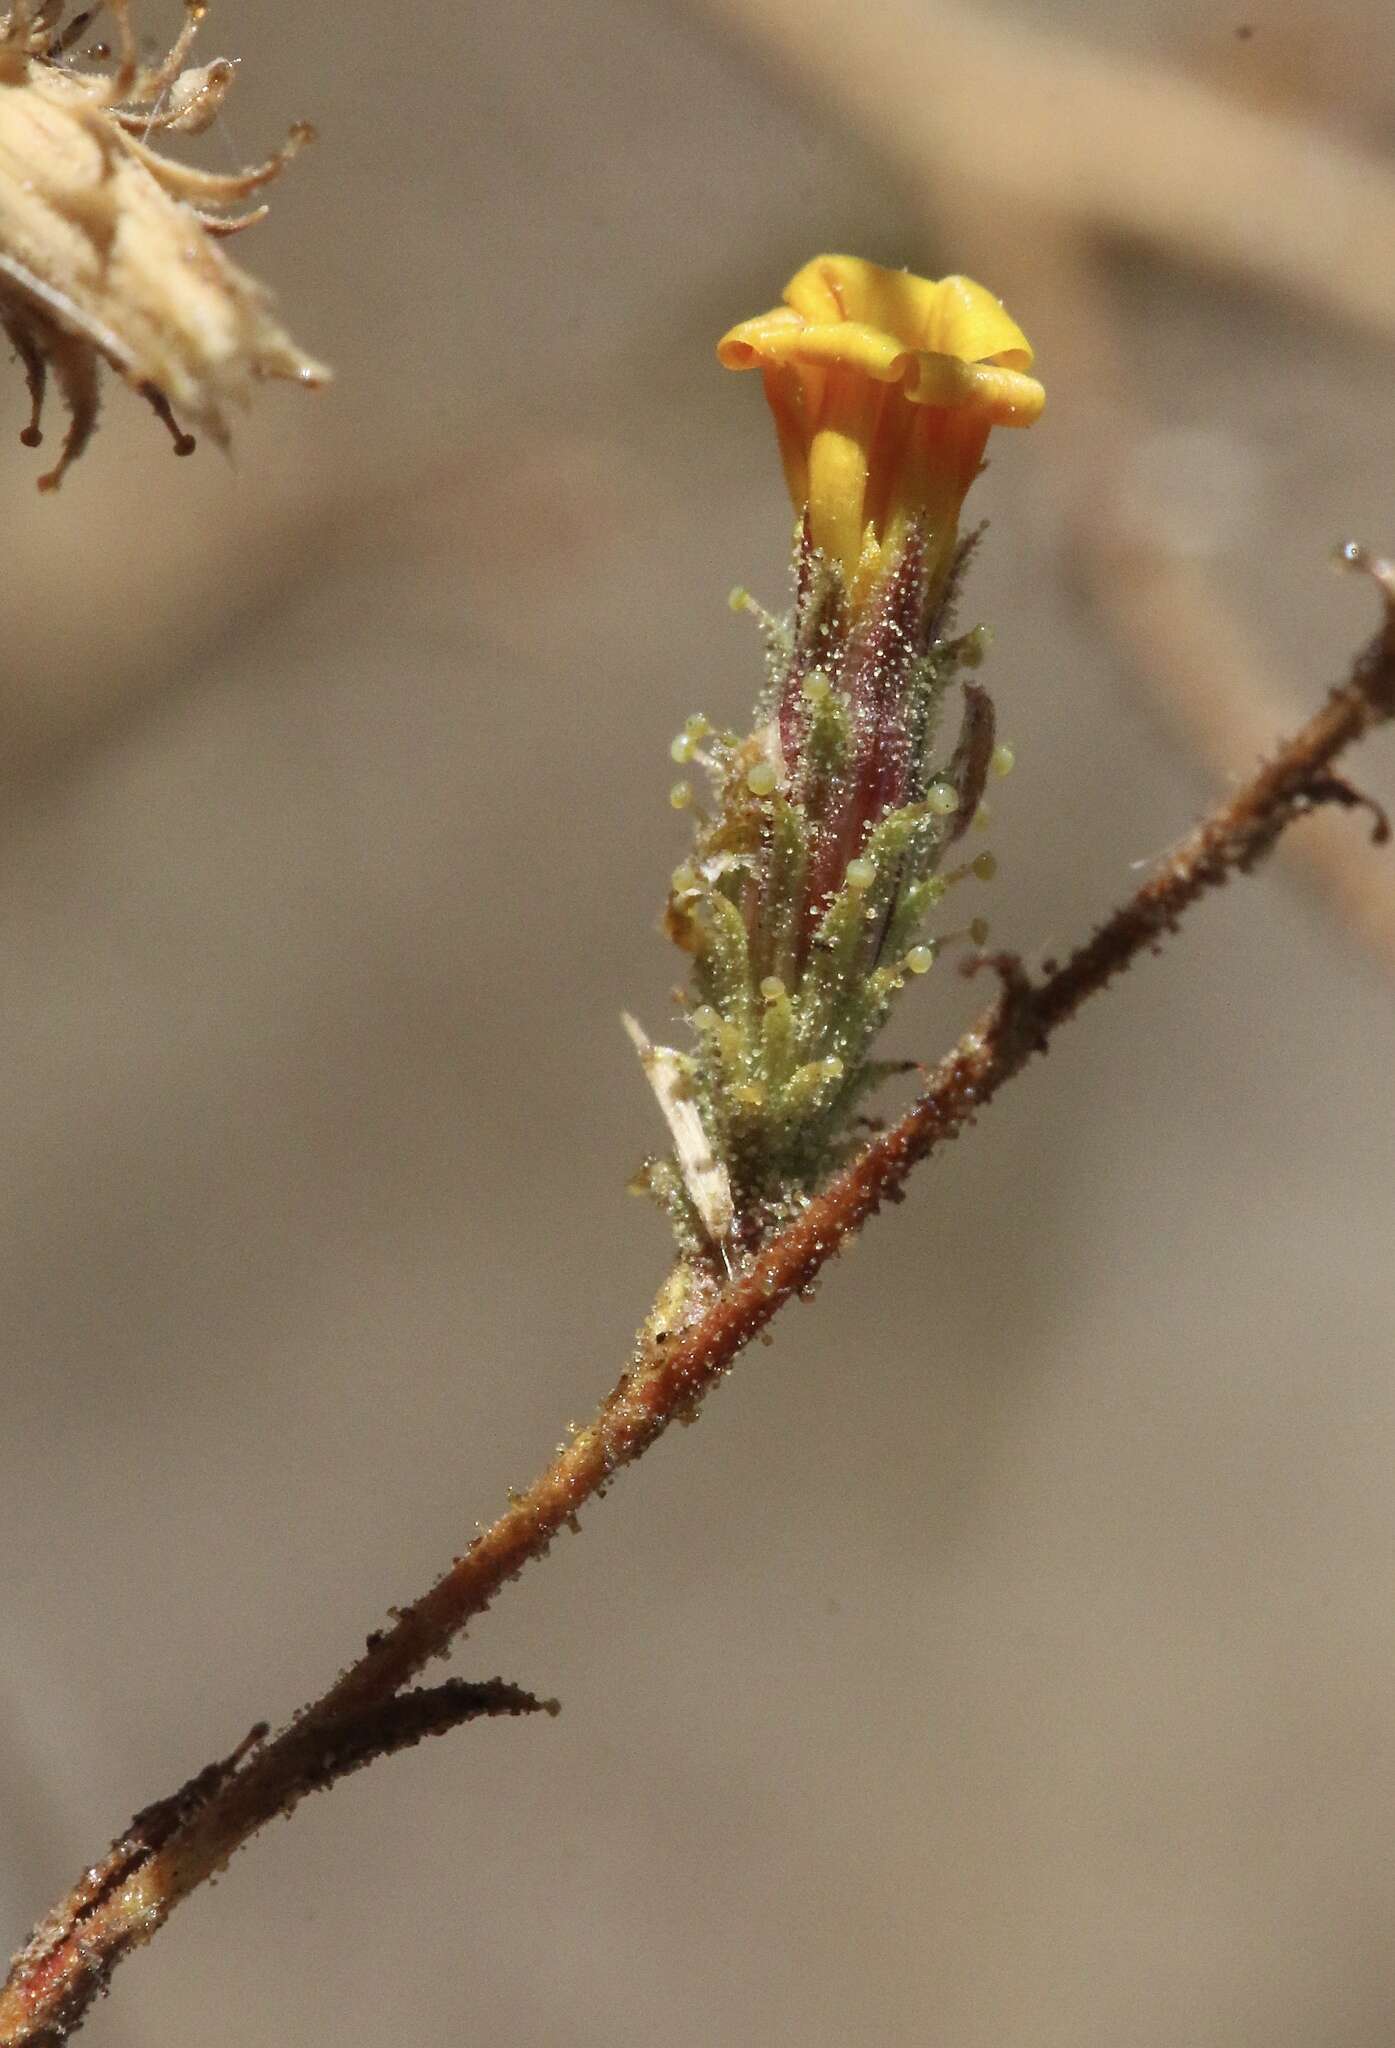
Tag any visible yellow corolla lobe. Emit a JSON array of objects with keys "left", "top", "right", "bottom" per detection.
[{"left": 718, "top": 254, "right": 1043, "bottom": 603}]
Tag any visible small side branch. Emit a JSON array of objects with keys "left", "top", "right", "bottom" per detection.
[
  {"left": 1, "top": 1683, "right": 554, "bottom": 2045},
  {"left": 2, "top": 566, "right": 1392, "bottom": 2048}
]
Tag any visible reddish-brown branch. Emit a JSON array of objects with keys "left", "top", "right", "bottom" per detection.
[{"left": 3, "top": 567, "right": 1393, "bottom": 2048}]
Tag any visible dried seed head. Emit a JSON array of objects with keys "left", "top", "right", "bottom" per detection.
[{"left": 0, "top": 0, "right": 328, "bottom": 489}]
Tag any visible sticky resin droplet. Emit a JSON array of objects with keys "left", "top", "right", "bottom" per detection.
[
  {"left": 670, "top": 732, "right": 696, "bottom": 764},
  {"left": 845, "top": 857, "right": 875, "bottom": 891},
  {"left": 801, "top": 674, "right": 831, "bottom": 705},
  {"left": 905, "top": 945, "right": 935, "bottom": 975},
  {"left": 991, "top": 744, "right": 1015, "bottom": 779},
  {"left": 926, "top": 780, "right": 959, "bottom": 816},
  {"left": 969, "top": 917, "right": 990, "bottom": 946},
  {"left": 760, "top": 976, "right": 786, "bottom": 1003},
  {"left": 669, "top": 781, "right": 693, "bottom": 810},
  {"left": 746, "top": 761, "right": 778, "bottom": 798},
  {"left": 972, "top": 851, "right": 998, "bottom": 881}
]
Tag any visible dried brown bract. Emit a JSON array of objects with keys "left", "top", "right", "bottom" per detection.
[{"left": 0, "top": 0, "right": 328, "bottom": 489}]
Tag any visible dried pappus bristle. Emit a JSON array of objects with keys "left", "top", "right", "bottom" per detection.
[{"left": 0, "top": 0, "right": 328, "bottom": 489}]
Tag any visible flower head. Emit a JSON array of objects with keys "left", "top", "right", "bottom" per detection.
[
  {"left": 629, "top": 255, "right": 1040, "bottom": 1259},
  {"left": 0, "top": 0, "right": 327, "bottom": 489},
  {"left": 718, "top": 254, "right": 1042, "bottom": 606}
]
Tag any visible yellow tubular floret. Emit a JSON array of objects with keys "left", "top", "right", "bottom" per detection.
[{"left": 718, "top": 254, "right": 1044, "bottom": 602}]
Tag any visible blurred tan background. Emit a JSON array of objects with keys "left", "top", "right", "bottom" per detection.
[{"left": 4, "top": 0, "right": 1395, "bottom": 2042}]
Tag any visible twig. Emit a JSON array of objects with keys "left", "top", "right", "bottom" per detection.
[
  {"left": 1082, "top": 536, "right": 1395, "bottom": 971},
  {"left": 2, "top": 567, "right": 1393, "bottom": 2047},
  {"left": 1, "top": 1680, "right": 551, "bottom": 2044}
]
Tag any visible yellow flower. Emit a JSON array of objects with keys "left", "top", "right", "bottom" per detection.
[{"left": 718, "top": 254, "right": 1043, "bottom": 604}]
